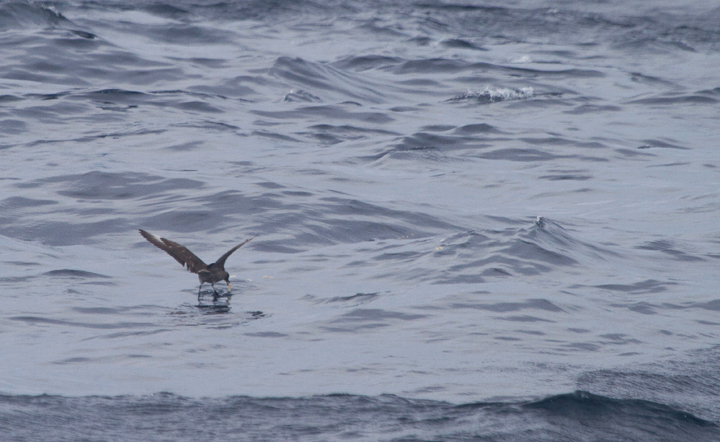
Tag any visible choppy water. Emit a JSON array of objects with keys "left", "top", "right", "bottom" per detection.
[{"left": 1, "top": 0, "right": 719, "bottom": 440}]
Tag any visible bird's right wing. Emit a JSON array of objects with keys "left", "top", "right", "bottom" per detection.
[
  {"left": 214, "top": 237, "right": 254, "bottom": 268},
  {"left": 139, "top": 230, "right": 208, "bottom": 274}
]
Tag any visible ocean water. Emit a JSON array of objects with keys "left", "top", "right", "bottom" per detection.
[{"left": 1, "top": 0, "right": 719, "bottom": 440}]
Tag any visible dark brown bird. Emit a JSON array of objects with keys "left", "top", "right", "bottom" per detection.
[{"left": 139, "top": 229, "right": 253, "bottom": 294}]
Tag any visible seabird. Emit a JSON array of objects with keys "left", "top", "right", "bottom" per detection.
[{"left": 139, "top": 229, "right": 253, "bottom": 295}]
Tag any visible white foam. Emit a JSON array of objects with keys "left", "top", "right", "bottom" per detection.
[{"left": 452, "top": 86, "right": 535, "bottom": 103}]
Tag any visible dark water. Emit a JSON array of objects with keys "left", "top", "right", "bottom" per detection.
[
  {"left": 2, "top": 391, "right": 717, "bottom": 442},
  {"left": 1, "top": 0, "right": 719, "bottom": 440}
]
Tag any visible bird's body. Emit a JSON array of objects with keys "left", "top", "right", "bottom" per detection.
[{"left": 139, "top": 230, "right": 252, "bottom": 294}]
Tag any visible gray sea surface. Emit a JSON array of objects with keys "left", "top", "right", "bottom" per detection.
[{"left": 1, "top": 0, "right": 719, "bottom": 440}]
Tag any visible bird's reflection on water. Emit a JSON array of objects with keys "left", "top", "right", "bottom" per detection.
[
  {"left": 168, "top": 289, "right": 267, "bottom": 327},
  {"left": 197, "top": 290, "right": 232, "bottom": 314}
]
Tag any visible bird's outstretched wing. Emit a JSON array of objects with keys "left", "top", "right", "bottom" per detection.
[
  {"left": 215, "top": 237, "right": 254, "bottom": 268},
  {"left": 139, "top": 229, "right": 208, "bottom": 274}
]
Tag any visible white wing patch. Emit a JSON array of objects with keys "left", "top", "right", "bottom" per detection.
[{"left": 146, "top": 231, "right": 163, "bottom": 242}]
